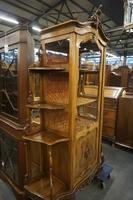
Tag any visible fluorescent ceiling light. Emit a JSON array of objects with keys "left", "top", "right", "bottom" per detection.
[
  {"left": 126, "top": 28, "right": 133, "bottom": 33},
  {"left": 106, "top": 52, "right": 117, "bottom": 58},
  {"left": 46, "top": 50, "right": 67, "bottom": 56},
  {"left": 0, "top": 16, "right": 19, "bottom": 24},
  {"left": 32, "top": 26, "right": 42, "bottom": 32}
]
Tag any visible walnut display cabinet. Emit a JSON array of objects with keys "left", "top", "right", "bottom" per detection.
[
  {"left": 24, "top": 19, "right": 107, "bottom": 200},
  {"left": 0, "top": 26, "right": 34, "bottom": 199}
]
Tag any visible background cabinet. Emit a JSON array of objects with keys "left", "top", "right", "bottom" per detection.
[
  {"left": 102, "top": 87, "right": 124, "bottom": 142},
  {"left": 0, "top": 26, "right": 34, "bottom": 200},
  {"left": 116, "top": 95, "right": 133, "bottom": 149},
  {"left": 84, "top": 86, "right": 124, "bottom": 142}
]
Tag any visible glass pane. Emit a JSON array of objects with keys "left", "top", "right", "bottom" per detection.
[
  {"left": 0, "top": 49, "right": 18, "bottom": 118},
  {"left": 78, "top": 39, "right": 101, "bottom": 123},
  {"left": 45, "top": 39, "right": 69, "bottom": 65},
  {"left": 31, "top": 108, "right": 41, "bottom": 128},
  {"left": 0, "top": 132, "right": 19, "bottom": 185},
  {"left": 34, "top": 48, "right": 39, "bottom": 62},
  {"left": 34, "top": 73, "right": 41, "bottom": 101}
]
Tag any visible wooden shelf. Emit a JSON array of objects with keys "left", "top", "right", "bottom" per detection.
[
  {"left": 23, "top": 131, "right": 69, "bottom": 145},
  {"left": 25, "top": 176, "right": 66, "bottom": 200},
  {"left": 27, "top": 103, "right": 65, "bottom": 110},
  {"left": 28, "top": 67, "right": 65, "bottom": 71},
  {"left": 27, "top": 98, "right": 96, "bottom": 110},
  {"left": 79, "top": 68, "right": 99, "bottom": 74},
  {"left": 77, "top": 97, "right": 96, "bottom": 106}
]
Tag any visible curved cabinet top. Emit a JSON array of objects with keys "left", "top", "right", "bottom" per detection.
[{"left": 41, "top": 20, "right": 108, "bottom": 47}]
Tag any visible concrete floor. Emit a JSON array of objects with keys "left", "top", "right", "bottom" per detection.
[
  {"left": 0, "top": 179, "right": 16, "bottom": 200},
  {"left": 0, "top": 142, "right": 133, "bottom": 200},
  {"left": 76, "top": 142, "right": 133, "bottom": 200}
]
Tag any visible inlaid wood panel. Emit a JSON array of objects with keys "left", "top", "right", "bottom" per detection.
[{"left": 74, "top": 128, "right": 98, "bottom": 186}]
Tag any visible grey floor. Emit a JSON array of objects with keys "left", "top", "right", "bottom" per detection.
[
  {"left": 76, "top": 143, "right": 133, "bottom": 200},
  {"left": 0, "top": 179, "right": 16, "bottom": 200},
  {"left": 0, "top": 142, "right": 133, "bottom": 200}
]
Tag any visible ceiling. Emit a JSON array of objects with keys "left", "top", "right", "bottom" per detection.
[{"left": 0, "top": 0, "right": 132, "bottom": 56}]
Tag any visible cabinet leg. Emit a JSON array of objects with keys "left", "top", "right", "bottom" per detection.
[{"left": 48, "top": 145, "right": 53, "bottom": 200}]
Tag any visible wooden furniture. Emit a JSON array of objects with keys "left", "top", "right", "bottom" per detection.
[
  {"left": 127, "top": 70, "right": 133, "bottom": 92},
  {"left": 105, "top": 65, "right": 111, "bottom": 86},
  {"left": 85, "top": 65, "right": 111, "bottom": 87},
  {"left": 116, "top": 94, "right": 133, "bottom": 149},
  {"left": 23, "top": 19, "right": 107, "bottom": 200},
  {"left": 83, "top": 86, "right": 124, "bottom": 142},
  {"left": 105, "top": 65, "right": 133, "bottom": 92},
  {"left": 0, "top": 26, "right": 34, "bottom": 199},
  {"left": 109, "top": 66, "right": 130, "bottom": 88},
  {"left": 102, "top": 87, "right": 124, "bottom": 142}
]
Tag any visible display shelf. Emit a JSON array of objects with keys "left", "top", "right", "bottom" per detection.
[
  {"left": 32, "top": 118, "right": 40, "bottom": 125},
  {"left": 25, "top": 176, "right": 66, "bottom": 200},
  {"left": 77, "top": 97, "right": 96, "bottom": 106},
  {"left": 28, "top": 67, "right": 65, "bottom": 72},
  {"left": 29, "top": 67, "right": 99, "bottom": 73},
  {"left": 23, "top": 131, "right": 69, "bottom": 145},
  {"left": 27, "top": 103, "right": 65, "bottom": 110},
  {"left": 27, "top": 98, "right": 96, "bottom": 110},
  {"left": 79, "top": 68, "right": 99, "bottom": 74}
]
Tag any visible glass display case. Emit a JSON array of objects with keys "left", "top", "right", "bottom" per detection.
[
  {"left": 0, "top": 49, "right": 18, "bottom": 118},
  {"left": 23, "top": 19, "right": 107, "bottom": 200}
]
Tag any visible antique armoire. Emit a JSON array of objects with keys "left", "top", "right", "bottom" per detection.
[
  {"left": 0, "top": 26, "right": 34, "bottom": 199},
  {"left": 0, "top": 19, "right": 107, "bottom": 200}
]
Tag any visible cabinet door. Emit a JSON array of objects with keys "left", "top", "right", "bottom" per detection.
[
  {"left": 78, "top": 38, "right": 102, "bottom": 124},
  {"left": 73, "top": 37, "right": 103, "bottom": 185}
]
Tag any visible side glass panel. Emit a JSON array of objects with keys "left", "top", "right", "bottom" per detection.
[
  {"left": 28, "top": 39, "right": 70, "bottom": 135},
  {"left": 30, "top": 108, "right": 41, "bottom": 132},
  {"left": 0, "top": 131, "right": 19, "bottom": 185},
  {"left": 0, "top": 49, "right": 18, "bottom": 118},
  {"left": 45, "top": 39, "right": 69, "bottom": 65},
  {"left": 78, "top": 39, "right": 101, "bottom": 123},
  {"left": 34, "top": 73, "right": 41, "bottom": 101}
]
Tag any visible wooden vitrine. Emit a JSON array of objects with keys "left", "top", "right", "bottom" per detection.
[
  {"left": 23, "top": 19, "right": 107, "bottom": 200},
  {"left": 0, "top": 26, "right": 34, "bottom": 199}
]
